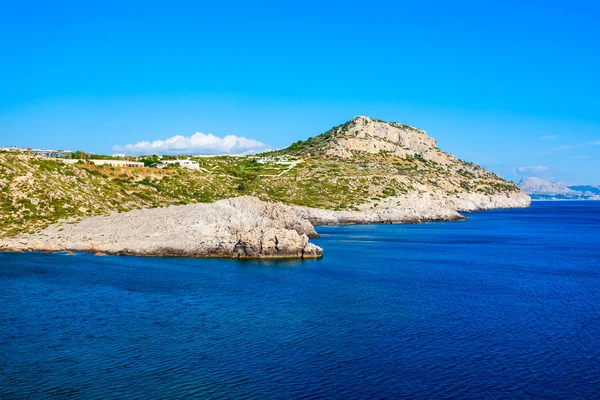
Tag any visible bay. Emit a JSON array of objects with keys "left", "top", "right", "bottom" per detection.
[{"left": 1, "top": 201, "right": 599, "bottom": 399}]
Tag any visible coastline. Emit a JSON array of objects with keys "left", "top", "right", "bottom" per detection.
[
  {"left": 293, "top": 192, "right": 530, "bottom": 226},
  {"left": 0, "top": 192, "right": 530, "bottom": 259},
  {"left": 529, "top": 198, "right": 600, "bottom": 201}
]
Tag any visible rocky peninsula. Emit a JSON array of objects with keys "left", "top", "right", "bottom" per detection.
[
  {"left": 0, "top": 116, "right": 531, "bottom": 258},
  {"left": 0, "top": 197, "right": 323, "bottom": 259},
  {"left": 0, "top": 191, "right": 530, "bottom": 258}
]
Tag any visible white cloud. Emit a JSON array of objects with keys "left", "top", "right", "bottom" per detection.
[
  {"left": 572, "top": 155, "right": 590, "bottom": 159},
  {"left": 114, "top": 132, "right": 271, "bottom": 155},
  {"left": 556, "top": 140, "right": 600, "bottom": 150},
  {"left": 514, "top": 165, "right": 549, "bottom": 175},
  {"left": 541, "top": 134, "right": 560, "bottom": 140}
]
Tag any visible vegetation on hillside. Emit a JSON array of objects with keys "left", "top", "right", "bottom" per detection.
[
  {"left": 0, "top": 148, "right": 520, "bottom": 237},
  {"left": 0, "top": 116, "right": 523, "bottom": 238},
  {"left": 262, "top": 117, "right": 426, "bottom": 157}
]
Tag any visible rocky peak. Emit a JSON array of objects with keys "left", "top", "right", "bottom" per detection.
[{"left": 324, "top": 116, "right": 451, "bottom": 164}]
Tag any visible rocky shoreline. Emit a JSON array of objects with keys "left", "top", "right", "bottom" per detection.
[
  {"left": 0, "top": 197, "right": 323, "bottom": 259},
  {"left": 293, "top": 192, "right": 531, "bottom": 226},
  {"left": 0, "top": 192, "right": 530, "bottom": 259}
]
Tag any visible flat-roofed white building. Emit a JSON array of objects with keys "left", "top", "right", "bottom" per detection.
[
  {"left": 256, "top": 156, "right": 292, "bottom": 164},
  {"left": 32, "top": 149, "right": 72, "bottom": 158},
  {"left": 90, "top": 160, "right": 144, "bottom": 168},
  {"left": 62, "top": 159, "right": 144, "bottom": 167},
  {"left": 157, "top": 159, "right": 200, "bottom": 170},
  {"left": 194, "top": 154, "right": 246, "bottom": 158}
]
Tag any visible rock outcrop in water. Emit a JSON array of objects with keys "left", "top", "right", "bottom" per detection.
[{"left": 0, "top": 197, "right": 323, "bottom": 259}]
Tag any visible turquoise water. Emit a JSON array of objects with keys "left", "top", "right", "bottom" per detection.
[{"left": 1, "top": 201, "right": 599, "bottom": 398}]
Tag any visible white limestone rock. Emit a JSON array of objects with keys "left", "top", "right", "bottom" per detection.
[
  {"left": 0, "top": 196, "right": 323, "bottom": 259},
  {"left": 325, "top": 116, "right": 454, "bottom": 164},
  {"left": 293, "top": 191, "right": 530, "bottom": 226}
]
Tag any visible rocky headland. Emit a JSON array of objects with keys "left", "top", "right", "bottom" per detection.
[
  {"left": 0, "top": 197, "right": 323, "bottom": 259},
  {"left": 0, "top": 191, "right": 530, "bottom": 258},
  {"left": 0, "top": 116, "right": 531, "bottom": 258}
]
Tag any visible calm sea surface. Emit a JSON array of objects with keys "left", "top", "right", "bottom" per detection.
[{"left": 1, "top": 201, "right": 599, "bottom": 399}]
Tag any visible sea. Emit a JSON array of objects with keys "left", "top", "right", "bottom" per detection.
[{"left": 1, "top": 201, "right": 599, "bottom": 399}]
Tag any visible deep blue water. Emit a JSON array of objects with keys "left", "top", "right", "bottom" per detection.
[{"left": 1, "top": 201, "right": 599, "bottom": 399}]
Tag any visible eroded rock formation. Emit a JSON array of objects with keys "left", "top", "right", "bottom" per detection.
[{"left": 0, "top": 197, "right": 323, "bottom": 259}]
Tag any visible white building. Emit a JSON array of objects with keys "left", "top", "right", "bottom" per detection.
[
  {"left": 112, "top": 153, "right": 126, "bottom": 158},
  {"left": 90, "top": 160, "right": 144, "bottom": 168},
  {"left": 0, "top": 146, "right": 26, "bottom": 153},
  {"left": 194, "top": 154, "right": 246, "bottom": 158},
  {"left": 256, "top": 156, "right": 292, "bottom": 164},
  {"left": 62, "top": 159, "right": 144, "bottom": 167},
  {"left": 156, "top": 159, "right": 200, "bottom": 170},
  {"left": 1, "top": 147, "right": 71, "bottom": 158},
  {"left": 32, "top": 149, "right": 72, "bottom": 158}
]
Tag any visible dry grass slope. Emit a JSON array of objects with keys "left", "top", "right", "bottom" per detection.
[{"left": 0, "top": 147, "right": 519, "bottom": 238}]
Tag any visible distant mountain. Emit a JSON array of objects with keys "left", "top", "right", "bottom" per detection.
[
  {"left": 568, "top": 185, "right": 600, "bottom": 196},
  {"left": 518, "top": 177, "right": 600, "bottom": 200},
  {"left": 518, "top": 177, "right": 576, "bottom": 196}
]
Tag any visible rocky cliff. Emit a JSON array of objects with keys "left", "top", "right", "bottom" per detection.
[
  {"left": 293, "top": 191, "right": 530, "bottom": 225},
  {"left": 0, "top": 197, "right": 323, "bottom": 259},
  {"left": 324, "top": 116, "right": 453, "bottom": 164}
]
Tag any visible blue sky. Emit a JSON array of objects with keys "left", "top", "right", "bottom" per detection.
[{"left": 1, "top": 0, "right": 599, "bottom": 183}]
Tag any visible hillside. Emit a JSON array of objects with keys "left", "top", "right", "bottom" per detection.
[
  {"left": 0, "top": 117, "right": 527, "bottom": 238},
  {"left": 263, "top": 116, "right": 520, "bottom": 198},
  {"left": 0, "top": 155, "right": 246, "bottom": 238},
  {"left": 272, "top": 116, "right": 450, "bottom": 162}
]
